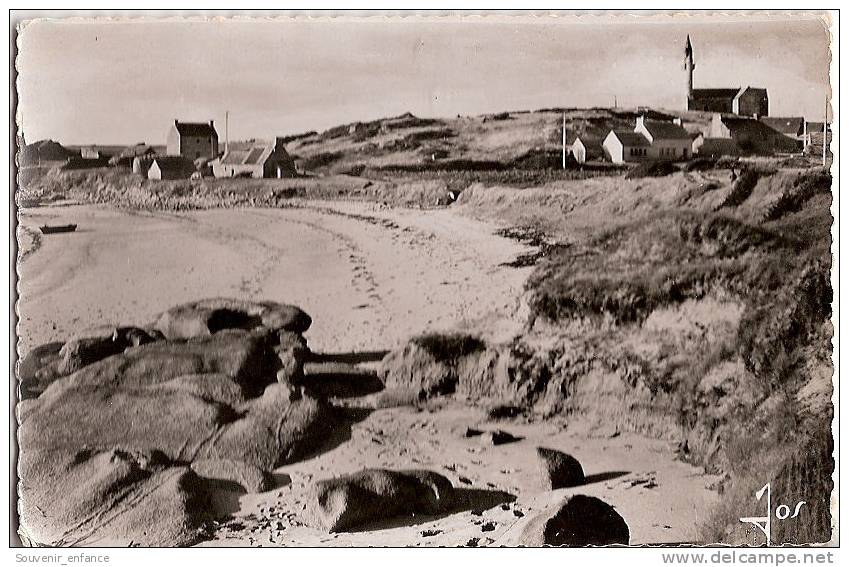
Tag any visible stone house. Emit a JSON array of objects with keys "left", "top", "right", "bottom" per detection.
[{"left": 166, "top": 120, "right": 219, "bottom": 160}]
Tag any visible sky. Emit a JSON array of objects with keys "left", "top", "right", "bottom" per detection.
[{"left": 16, "top": 13, "right": 832, "bottom": 145}]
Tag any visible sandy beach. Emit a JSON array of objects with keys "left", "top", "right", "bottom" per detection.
[
  {"left": 16, "top": 201, "right": 721, "bottom": 546},
  {"left": 17, "top": 201, "right": 533, "bottom": 355}
]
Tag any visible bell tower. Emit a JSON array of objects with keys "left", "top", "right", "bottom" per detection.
[{"left": 684, "top": 35, "right": 695, "bottom": 107}]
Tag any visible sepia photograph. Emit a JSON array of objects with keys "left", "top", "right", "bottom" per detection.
[{"left": 9, "top": 8, "right": 838, "bottom": 553}]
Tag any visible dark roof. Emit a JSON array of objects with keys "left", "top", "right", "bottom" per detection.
[
  {"left": 221, "top": 141, "right": 274, "bottom": 166},
  {"left": 174, "top": 121, "right": 218, "bottom": 138},
  {"left": 219, "top": 138, "right": 294, "bottom": 167},
  {"left": 690, "top": 88, "right": 741, "bottom": 100},
  {"left": 760, "top": 117, "right": 805, "bottom": 136},
  {"left": 570, "top": 134, "right": 603, "bottom": 148},
  {"left": 151, "top": 156, "right": 195, "bottom": 172},
  {"left": 641, "top": 120, "right": 690, "bottom": 140},
  {"left": 610, "top": 130, "right": 651, "bottom": 147},
  {"left": 736, "top": 87, "right": 767, "bottom": 99},
  {"left": 221, "top": 149, "right": 251, "bottom": 165},
  {"left": 718, "top": 115, "right": 758, "bottom": 129}
]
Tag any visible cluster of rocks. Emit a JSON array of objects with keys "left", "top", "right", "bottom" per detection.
[
  {"left": 301, "top": 447, "right": 629, "bottom": 547},
  {"left": 17, "top": 300, "right": 630, "bottom": 547},
  {"left": 17, "top": 298, "right": 333, "bottom": 546}
]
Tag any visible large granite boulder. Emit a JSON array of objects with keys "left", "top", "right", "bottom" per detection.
[
  {"left": 152, "top": 298, "right": 312, "bottom": 340},
  {"left": 519, "top": 495, "right": 630, "bottom": 547},
  {"left": 536, "top": 447, "right": 585, "bottom": 489},
  {"left": 306, "top": 468, "right": 456, "bottom": 532},
  {"left": 18, "top": 447, "right": 211, "bottom": 547}
]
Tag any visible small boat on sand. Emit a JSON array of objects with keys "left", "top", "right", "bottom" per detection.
[{"left": 39, "top": 224, "right": 77, "bottom": 234}]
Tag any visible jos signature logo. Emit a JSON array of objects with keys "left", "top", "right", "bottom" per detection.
[{"left": 740, "top": 483, "right": 806, "bottom": 546}]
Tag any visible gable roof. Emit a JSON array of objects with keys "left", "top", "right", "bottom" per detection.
[
  {"left": 610, "top": 130, "right": 650, "bottom": 147},
  {"left": 173, "top": 121, "right": 218, "bottom": 138},
  {"left": 760, "top": 117, "right": 805, "bottom": 136},
  {"left": 221, "top": 140, "right": 277, "bottom": 166},
  {"left": 640, "top": 120, "right": 690, "bottom": 140},
  {"left": 572, "top": 135, "right": 604, "bottom": 150},
  {"left": 690, "top": 88, "right": 741, "bottom": 100},
  {"left": 734, "top": 86, "right": 768, "bottom": 101},
  {"left": 150, "top": 156, "right": 195, "bottom": 174}
]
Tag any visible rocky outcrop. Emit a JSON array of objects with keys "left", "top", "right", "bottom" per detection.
[
  {"left": 17, "top": 341, "right": 63, "bottom": 400},
  {"left": 57, "top": 326, "right": 158, "bottom": 375},
  {"left": 152, "top": 297, "right": 311, "bottom": 340},
  {"left": 379, "top": 333, "right": 488, "bottom": 397},
  {"left": 306, "top": 468, "right": 456, "bottom": 533},
  {"left": 519, "top": 495, "right": 630, "bottom": 547},
  {"left": 536, "top": 447, "right": 585, "bottom": 489},
  {"left": 275, "top": 330, "right": 311, "bottom": 385},
  {"left": 17, "top": 327, "right": 160, "bottom": 400},
  {"left": 17, "top": 298, "right": 335, "bottom": 547},
  {"left": 190, "top": 458, "right": 271, "bottom": 493},
  {"left": 18, "top": 447, "right": 211, "bottom": 547}
]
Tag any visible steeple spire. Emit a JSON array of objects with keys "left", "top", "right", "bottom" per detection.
[{"left": 684, "top": 35, "right": 696, "bottom": 105}]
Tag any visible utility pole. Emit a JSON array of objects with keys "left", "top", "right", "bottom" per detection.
[
  {"left": 562, "top": 112, "right": 566, "bottom": 170},
  {"left": 225, "top": 110, "right": 230, "bottom": 155}
]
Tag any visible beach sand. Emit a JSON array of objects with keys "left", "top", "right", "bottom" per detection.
[{"left": 16, "top": 202, "right": 719, "bottom": 546}]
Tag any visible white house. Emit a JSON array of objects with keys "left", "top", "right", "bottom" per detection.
[
  {"left": 603, "top": 130, "right": 651, "bottom": 164},
  {"left": 603, "top": 116, "right": 694, "bottom": 163},
  {"left": 634, "top": 116, "right": 692, "bottom": 160}
]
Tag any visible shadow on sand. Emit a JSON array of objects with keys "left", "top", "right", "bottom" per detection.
[
  {"left": 344, "top": 487, "right": 517, "bottom": 533},
  {"left": 301, "top": 354, "right": 386, "bottom": 398},
  {"left": 581, "top": 471, "right": 630, "bottom": 485},
  {"left": 301, "top": 367, "right": 385, "bottom": 398},
  {"left": 291, "top": 406, "right": 374, "bottom": 464}
]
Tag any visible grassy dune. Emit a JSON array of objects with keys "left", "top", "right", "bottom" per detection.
[{"left": 459, "top": 166, "right": 833, "bottom": 544}]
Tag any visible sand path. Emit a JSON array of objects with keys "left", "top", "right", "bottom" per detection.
[{"left": 16, "top": 202, "right": 719, "bottom": 546}]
